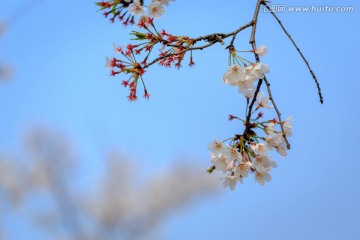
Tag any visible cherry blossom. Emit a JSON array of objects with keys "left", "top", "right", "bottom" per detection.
[
  {"left": 253, "top": 143, "right": 268, "bottom": 155},
  {"left": 254, "top": 169, "right": 272, "bottom": 186},
  {"left": 223, "top": 64, "right": 245, "bottom": 86},
  {"left": 283, "top": 116, "right": 293, "bottom": 137},
  {"left": 223, "top": 175, "right": 237, "bottom": 191},
  {"left": 255, "top": 92, "right": 272, "bottom": 109},
  {"left": 235, "top": 162, "right": 252, "bottom": 179},
  {"left": 276, "top": 142, "right": 288, "bottom": 157},
  {"left": 255, "top": 45, "right": 268, "bottom": 56},
  {"left": 250, "top": 62, "right": 270, "bottom": 79},
  {"left": 237, "top": 80, "right": 255, "bottom": 96},
  {"left": 210, "top": 155, "right": 229, "bottom": 173},
  {"left": 128, "top": 0, "right": 145, "bottom": 16},
  {"left": 208, "top": 139, "right": 226, "bottom": 155},
  {"left": 253, "top": 155, "right": 276, "bottom": 172},
  {"left": 155, "top": 0, "right": 176, "bottom": 6},
  {"left": 266, "top": 133, "right": 283, "bottom": 150},
  {"left": 148, "top": 1, "right": 165, "bottom": 18},
  {"left": 226, "top": 147, "right": 243, "bottom": 162}
]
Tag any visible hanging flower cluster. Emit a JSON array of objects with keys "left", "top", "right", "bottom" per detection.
[
  {"left": 223, "top": 46, "right": 270, "bottom": 98},
  {"left": 206, "top": 46, "right": 293, "bottom": 190},
  {"left": 208, "top": 109, "right": 292, "bottom": 189}
]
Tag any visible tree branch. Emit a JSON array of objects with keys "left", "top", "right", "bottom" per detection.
[
  {"left": 243, "top": 0, "right": 264, "bottom": 138},
  {"left": 249, "top": 0, "right": 263, "bottom": 45},
  {"left": 262, "top": 2, "right": 323, "bottom": 104},
  {"left": 263, "top": 76, "right": 290, "bottom": 149},
  {"left": 244, "top": 1, "right": 290, "bottom": 149},
  {"left": 144, "top": 21, "right": 254, "bottom": 69}
]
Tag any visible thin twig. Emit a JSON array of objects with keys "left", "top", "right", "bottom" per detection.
[
  {"left": 145, "top": 42, "right": 216, "bottom": 68},
  {"left": 226, "top": 20, "right": 254, "bottom": 48},
  {"left": 245, "top": 79, "right": 263, "bottom": 127},
  {"left": 193, "top": 21, "right": 254, "bottom": 43},
  {"left": 263, "top": 76, "right": 290, "bottom": 149},
  {"left": 145, "top": 21, "right": 254, "bottom": 69},
  {"left": 263, "top": 2, "right": 323, "bottom": 104}
]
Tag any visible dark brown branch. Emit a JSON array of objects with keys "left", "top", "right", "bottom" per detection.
[
  {"left": 243, "top": 0, "right": 264, "bottom": 138},
  {"left": 244, "top": 1, "right": 290, "bottom": 149},
  {"left": 263, "top": 2, "right": 323, "bottom": 104},
  {"left": 244, "top": 79, "right": 263, "bottom": 129},
  {"left": 263, "top": 76, "right": 290, "bottom": 149},
  {"left": 249, "top": 0, "right": 263, "bottom": 45}
]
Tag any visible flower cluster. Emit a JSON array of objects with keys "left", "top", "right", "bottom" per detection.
[
  {"left": 207, "top": 45, "right": 293, "bottom": 190},
  {"left": 208, "top": 109, "right": 292, "bottom": 190},
  {"left": 96, "top": 0, "right": 175, "bottom": 25},
  {"left": 105, "top": 16, "right": 195, "bottom": 101},
  {"left": 223, "top": 46, "right": 270, "bottom": 98}
]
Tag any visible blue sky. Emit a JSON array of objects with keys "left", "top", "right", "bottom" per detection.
[{"left": 1, "top": 0, "right": 360, "bottom": 239}]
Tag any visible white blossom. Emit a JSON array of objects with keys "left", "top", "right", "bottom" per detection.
[
  {"left": 227, "top": 160, "right": 235, "bottom": 171},
  {"left": 283, "top": 116, "right": 293, "bottom": 137},
  {"left": 208, "top": 139, "right": 225, "bottom": 155},
  {"left": 253, "top": 143, "right": 268, "bottom": 155},
  {"left": 276, "top": 141, "right": 288, "bottom": 157},
  {"left": 223, "top": 64, "right": 245, "bottom": 86},
  {"left": 128, "top": 0, "right": 145, "bottom": 16},
  {"left": 255, "top": 45, "right": 268, "bottom": 56},
  {"left": 244, "top": 65, "right": 258, "bottom": 82},
  {"left": 148, "top": 1, "right": 165, "bottom": 18},
  {"left": 226, "top": 147, "right": 243, "bottom": 162},
  {"left": 255, "top": 92, "right": 272, "bottom": 109},
  {"left": 253, "top": 156, "right": 276, "bottom": 172},
  {"left": 266, "top": 133, "right": 282, "bottom": 149},
  {"left": 235, "top": 162, "right": 252, "bottom": 179},
  {"left": 210, "top": 155, "right": 229, "bottom": 173},
  {"left": 241, "top": 88, "right": 256, "bottom": 99},
  {"left": 251, "top": 62, "right": 270, "bottom": 79},
  {"left": 223, "top": 175, "right": 237, "bottom": 191},
  {"left": 153, "top": 0, "right": 175, "bottom": 6},
  {"left": 237, "top": 80, "right": 255, "bottom": 96},
  {"left": 254, "top": 169, "right": 272, "bottom": 186}
]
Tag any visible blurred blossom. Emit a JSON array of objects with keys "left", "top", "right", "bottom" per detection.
[
  {"left": 0, "top": 21, "right": 12, "bottom": 81},
  {"left": 85, "top": 152, "right": 219, "bottom": 240},
  {"left": 0, "top": 127, "right": 219, "bottom": 239},
  {"left": 0, "top": 21, "right": 6, "bottom": 37},
  {"left": 0, "top": 155, "right": 26, "bottom": 206},
  {"left": 0, "top": 65, "right": 13, "bottom": 80}
]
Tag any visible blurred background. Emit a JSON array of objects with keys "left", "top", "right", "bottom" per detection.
[{"left": 0, "top": 0, "right": 359, "bottom": 239}]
